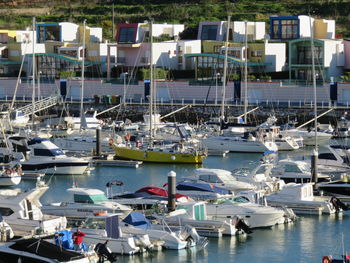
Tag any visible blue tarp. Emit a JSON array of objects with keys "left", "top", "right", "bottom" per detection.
[
  {"left": 54, "top": 230, "right": 88, "bottom": 251},
  {"left": 123, "top": 212, "right": 151, "bottom": 230},
  {"left": 176, "top": 181, "right": 231, "bottom": 195}
]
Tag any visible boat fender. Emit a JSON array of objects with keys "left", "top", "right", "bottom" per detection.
[
  {"left": 144, "top": 151, "right": 148, "bottom": 158},
  {"left": 93, "top": 212, "right": 106, "bottom": 216},
  {"left": 322, "top": 256, "right": 332, "bottom": 263},
  {"left": 171, "top": 155, "right": 176, "bottom": 161},
  {"left": 5, "top": 169, "right": 11, "bottom": 175}
]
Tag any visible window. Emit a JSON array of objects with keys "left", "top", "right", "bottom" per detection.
[
  {"left": 297, "top": 46, "right": 323, "bottom": 64},
  {"left": 271, "top": 19, "right": 298, "bottom": 40},
  {"left": 0, "top": 33, "right": 8, "bottom": 43},
  {"left": 118, "top": 27, "right": 136, "bottom": 43},
  {"left": 201, "top": 25, "right": 218, "bottom": 40},
  {"left": 251, "top": 50, "right": 263, "bottom": 57},
  {"left": 33, "top": 148, "right": 64, "bottom": 156},
  {"left": 1, "top": 48, "right": 8, "bottom": 58}
]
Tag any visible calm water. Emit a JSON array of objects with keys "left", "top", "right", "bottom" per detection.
[{"left": 20, "top": 147, "right": 350, "bottom": 263}]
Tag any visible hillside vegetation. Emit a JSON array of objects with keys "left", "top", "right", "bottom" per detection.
[{"left": 0, "top": 0, "right": 349, "bottom": 40}]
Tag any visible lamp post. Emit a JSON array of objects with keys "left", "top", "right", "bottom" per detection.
[
  {"left": 123, "top": 72, "right": 128, "bottom": 104},
  {"left": 215, "top": 72, "right": 220, "bottom": 105}
]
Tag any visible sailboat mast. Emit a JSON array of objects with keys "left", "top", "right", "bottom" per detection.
[
  {"left": 244, "top": 20, "right": 248, "bottom": 124},
  {"left": 310, "top": 19, "right": 318, "bottom": 150},
  {"left": 310, "top": 15, "right": 318, "bottom": 184},
  {"left": 220, "top": 15, "right": 230, "bottom": 121},
  {"left": 32, "top": 17, "right": 36, "bottom": 129},
  {"left": 80, "top": 19, "right": 86, "bottom": 132},
  {"left": 149, "top": 19, "right": 154, "bottom": 140}
]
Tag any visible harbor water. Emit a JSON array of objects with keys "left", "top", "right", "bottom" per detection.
[{"left": 19, "top": 147, "right": 350, "bottom": 263}]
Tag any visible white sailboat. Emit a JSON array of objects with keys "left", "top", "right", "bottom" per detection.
[{"left": 201, "top": 18, "right": 277, "bottom": 153}]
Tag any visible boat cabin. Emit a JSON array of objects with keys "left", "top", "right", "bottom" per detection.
[{"left": 67, "top": 188, "right": 108, "bottom": 204}]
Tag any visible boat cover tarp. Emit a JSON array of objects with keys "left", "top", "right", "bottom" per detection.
[
  {"left": 123, "top": 212, "right": 151, "bottom": 230},
  {"left": 135, "top": 186, "right": 189, "bottom": 200},
  {"left": 10, "top": 238, "right": 85, "bottom": 261},
  {"left": 176, "top": 181, "right": 231, "bottom": 195}
]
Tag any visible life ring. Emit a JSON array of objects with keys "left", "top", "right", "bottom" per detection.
[
  {"left": 108, "top": 138, "right": 114, "bottom": 145},
  {"left": 5, "top": 169, "right": 11, "bottom": 175},
  {"left": 322, "top": 256, "right": 332, "bottom": 263}
]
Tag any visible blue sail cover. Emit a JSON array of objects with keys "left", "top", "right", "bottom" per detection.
[
  {"left": 123, "top": 212, "right": 151, "bottom": 230},
  {"left": 176, "top": 181, "right": 231, "bottom": 195}
]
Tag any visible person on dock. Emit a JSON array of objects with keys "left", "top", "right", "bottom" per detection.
[{"left": 72, "top": 228, "right": 86, "bottom": 251}]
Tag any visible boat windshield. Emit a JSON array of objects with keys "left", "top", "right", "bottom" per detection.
[
  {"left": 33, "top": 148, "right": 65, "bottom": 156},
  {"left": 84, "top": 218, "right": 106, "bottom": 229},
  {"left": 74, "top": 194, "right": 108, "bottom": 204},
  {"left": 215, "top": 196, "right": 250, "bottom": 205}
]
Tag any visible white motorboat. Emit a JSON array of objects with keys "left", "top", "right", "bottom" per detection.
[
  {"left": 206, "top": 196, "right": 290, "bottom": 228},
  {"left": 280, "top": 128, "right": 332, "bottom": 146},
  {"left": 42, "top": 187, "right": 132, "bottom": 222},
  {"left": 121, "top": 212, "right": 208, "bottom": 250},
  {"left": 81, "top": 214, "right": 152, "bottom": 255},
  {"left": 201, "top": 133, "right": 278, "bottom": 153},
  {"left": 0, "top": 238, "right": 98, "bottom": 262},
  {"left": 158, "top": 201, "right": 250, "bottom": 237},
  {"left": 265, "top": 182, "right": 338, "bottom": 215},
  {"left": 270, "top": 159, "right": 331, "bottom": 183},
  {"left": 0, "top": 162, "right": 22, "bottom": 186},
  {"left": 0, "top": 180, "right": 67, "bottom": 236},
  {"left": 318, "top": 145, "right": 350, "bottom": 173},
  {"left": 182, "top": 168, "right": 256, "bottom": 192},
  {"left": 9, "top": 110, "right": 30, "bottom": 128},
  {"left": 9, "top": 137, "right": 90, "bottom": 175},
  {"left": 53, "top": 133, "right": 112, "bottom": 153}
]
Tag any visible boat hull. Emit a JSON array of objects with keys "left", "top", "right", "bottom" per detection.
[
  {"left": 201, "top": 137, "right": 277, "bottom": 153},
  {"left": 0, "top": 175, "right": 21, "bottom": 186},
  {"left": 112, "top": 145, "right": 205, "bottom": 164}
]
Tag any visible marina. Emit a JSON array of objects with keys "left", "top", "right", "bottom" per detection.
[
  {"left": 15, "top": 147, "right": 350, "bottom": 263},
  {"left": 1, "top": 2, "right": 350, "bottom": 262}
]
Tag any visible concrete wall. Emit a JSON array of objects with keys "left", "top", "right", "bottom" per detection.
[
  {"left": 265, "top": 42, "right": 286, "bottom": 72},
  {"left": 1, "top": 79, "right": 348, "bottom": 106},
  {"left": 59, "top": 22, "right": 79, "bottom": 42},
  {"left": 299, "top": 15, "right": 313, "bottom": 38},
  {"left": 233, "top": 21, "right": 265, "bottom": 42}
]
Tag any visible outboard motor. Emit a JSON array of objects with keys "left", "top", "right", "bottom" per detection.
[
  {"left": 94, "top": 240, "right": 117, "bottom": 263},
  {"left": 235, "top": 217, "right": 252, "bottom": 234},
  {"left": 330, "top": 196, "right": 349, "bottom": 212},
  {"left": 179, "top": 225, "right": 208, "bottom": 249}
]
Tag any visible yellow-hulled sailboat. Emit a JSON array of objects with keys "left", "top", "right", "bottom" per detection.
[
  {"left": 110, "top": 142, "right": 206, "bottom": 164},
  {"left": 110, "top": 20, "right": 206, "bottom": 164}
]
